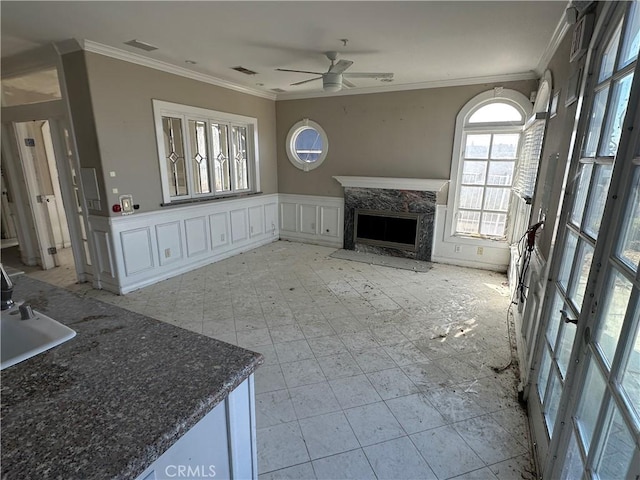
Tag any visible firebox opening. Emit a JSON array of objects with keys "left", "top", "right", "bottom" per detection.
[{"left": 354, "top": 209, "right": 419, "bottom": 251}]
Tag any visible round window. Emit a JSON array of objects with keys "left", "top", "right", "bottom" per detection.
[{"left": 286, "top": 119, "right": 328, "bottom": 171}]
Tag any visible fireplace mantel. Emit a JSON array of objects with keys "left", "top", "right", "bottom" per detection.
[{"left": 333, "top": 176, "right": 448, "bottom": 192}]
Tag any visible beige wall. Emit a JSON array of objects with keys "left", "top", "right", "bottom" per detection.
[
  {"left": 276, "top": 79, "right": 537, "bottom": 198},
  {"left": 531, "top": 30, "right": 579, "bottom": 260},
  {"left": 81, "top": 52, "right": 278, "bottom": 216}
]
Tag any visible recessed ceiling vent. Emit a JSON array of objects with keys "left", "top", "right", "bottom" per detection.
[
  {"left": 232, "top": 66, "right": 258, "bottom": 75},
  {"left": 271, "top": 88, "right": 286, "bottom": 93},
  {"left": 124, "top": 39, "right": 158, "bottom": 52}
]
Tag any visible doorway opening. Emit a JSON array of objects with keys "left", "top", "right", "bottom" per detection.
[{"left": 1, "top": 119, "right": 86, "bottom": 288}]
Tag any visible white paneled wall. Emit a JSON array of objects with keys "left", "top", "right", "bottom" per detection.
[
  {"left": 89, "top": 194, "right": 279, "bottom": 294},
  {"left": 278, "top": 194, "right": 344, "bottom": 248}
]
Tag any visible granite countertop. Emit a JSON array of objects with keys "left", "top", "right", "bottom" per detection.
[{"left": 1, "top": 277, "right": 263, "bottom": 479}]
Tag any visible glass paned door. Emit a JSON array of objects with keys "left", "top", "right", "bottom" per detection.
[{"left": 531, "top": 3, "right": 640, "bottom": 478}]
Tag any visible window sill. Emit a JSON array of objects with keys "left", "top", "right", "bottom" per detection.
[{"left": 160, "top": 191, "right": 263, "bottom": 208}]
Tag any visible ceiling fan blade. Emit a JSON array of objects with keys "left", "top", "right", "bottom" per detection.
[
  {"left": 343, "top": 78, "right": 357, "bottom": 88},
  {"left": 343, "top": 72, "right": 394, "bottom": 79},
  {"left": 276, "top": 68, "right": 324, "bottom": 75},
  {"left": 329, "top": 59, "right": 353, "bottom": 74},
  {"left": 290, "top": 76, "right": 323, "bottom": 86}
]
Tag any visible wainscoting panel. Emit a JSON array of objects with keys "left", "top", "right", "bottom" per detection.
[
  {"left": 278, "top": 194, "right": 343, "bottom": 248},
  {"left": 210, "top": 212, "right": 230, "bottom": 249},
  {"left": 279, "top": 203, "right": 297, "bottom": 233},
  {"left": 320, "top": 206, "right": 340, "bottom": 238},
  {"left": 156, "top": 221, "right": 183, "bottom": 266},
  {"left": 93, "top": 230, "right": 114, "bottom": 276},
  {"left": 185, "top": 217, "right": 209, "bottom": 258},
  {"left": 121, "top": 227, "right": 154, "bottom": 276},
  {"left": 230, "top": 209, "right": 248, "bottom": 243},
  {"left": 299, "top": 205, "right": 318, "bottom": 235},
  {"left": 93, "top": 194, "right": 280, "bottom": 294},
  {"left": 248, "top": 205, "right": 264, "bottom": 238}
]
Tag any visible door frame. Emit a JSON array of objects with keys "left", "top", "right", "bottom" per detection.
[{"left": 525, "top": 2, "right": 640, "bottom": 477}]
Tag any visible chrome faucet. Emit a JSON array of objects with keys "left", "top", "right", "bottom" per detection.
[{"left": 1, "top": 263, "right": 15, "bottom": 310}]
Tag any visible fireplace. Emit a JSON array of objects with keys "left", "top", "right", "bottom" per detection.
[
  {"left": 334, "top": 177, "right": 448, "bottom": 262},
  {"left": 355, "top": 209, "right": 420, "bottom": 252}
]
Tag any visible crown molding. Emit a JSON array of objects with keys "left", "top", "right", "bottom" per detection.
[
  {"left": 535, "top": 2, "right": 572, "bottom": 75},
  {"left": 81, "top": 40, "right": 276, "bottom": 101},
  {"left": 276, "top": 71, "right": 539, "bottom": 101},
  {"left": 333, "top": 176, "right": 449, "bottom": 192}
]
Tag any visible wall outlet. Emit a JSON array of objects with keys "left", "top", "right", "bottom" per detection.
[
  {"left": 477, "top": 247, "right": 484, "bottom": 255},
  {"left": 164, "top": 248, "right": 171, "bottom": 258},
  {"left": 454, "top": 245, "right": 461, "bottom": 253},
  {"left": 112, "top": 187, "right": 118, "bottom": 194}
]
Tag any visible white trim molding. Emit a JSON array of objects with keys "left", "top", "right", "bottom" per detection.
[
  {"left": 90, "top": 194, "right": 279, "bottom": 294},
  {"left": 82, "top": 40, "right": 276, "bottom": 101},
  {"left": 278, "top": 194, "right": 344, "bottom": 248},
  {"left": 333, "top": 176, "right": 448, "bottom": 192}
]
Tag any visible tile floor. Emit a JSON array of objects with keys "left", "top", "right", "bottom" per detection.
[{"left": 10, "top": 241, "right": 536, "bottom": 480}]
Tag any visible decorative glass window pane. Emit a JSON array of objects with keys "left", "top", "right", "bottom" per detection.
[
  {"left": 468, "top": 103, "right": 522, "bottom": 123},
  {"left": 545, "top": 370, "right": 563, "bottom": 436},
  {"left": 570, "top": 163, "right": 594, "bottom": 227},
  {"left": 620, "top": 307, "right": 640, "bottom": 420},
  {"left": 584, "top": 164, "right": 613, "bottom": 238},
  {"left": 546, "top": 291, "right": 565, "bottom": 346},
  {"left": 232, "top": 126, "right": 249, "bottom": 190},
  {"left": 594, "top": 408, "right": 635, "bottom": 479},
  {"left": 595, "top": 269, "right": 633, "bottom": 366},
  {"left": 162, "top": 116, "right": 188, "bottom": 197},
  {"left": 619, "top": 1, "right": 640, "bottom": 69},
  {"left": 599, "top": 73, "right": 634, "bottom": 157},
  {"left": 569, "top": 240, "right": 595, "bottom": 311},
  {"left": 487, "top": 162, "right": 515, "bottom": 186},
  {"left": 538, "top": 345, "right": 552, "bottom": 402},
  {"left": 617, "top": 168, "right": 640, "bottom": 270},
  {"left": 483, "top": 187, "right": 510, "bottom": 211},
  {"left": 560, "top": 432, "right": 585, "bottom": 480},
  {"left": 576, "top": 357, "right": 607, "bottom": 451},
  {"left": 490, "top": 134, "right": 520, "bottom": 159},
  {"left": 294, "top": 128, "right": 323, "bottom": 162},
  {"left": 211, "top": 123, "right": 230, "bottom": 192},
  {"left": 465, "top": 134, "right": 491, "bottom": 159},
  {"left": 479, "top": 212, "right": 507, "bottom": 237},
  {"left": 457, "top": 211, "right": 481, "bottom": 234},
  {"left": 459, "top": 186, "right": 483, "bottom": 209},
  {"left": 188, "top": 120, "right": 211, "bottom": 194},
  {"left": 583, "top": 87, "right": 610, "bottom": 158},
  {"left": 557, "top": 322, "right": 577, "bottom": 379},
  {"left": 461, "top": 161, "right": 487, "bottom": 185},
  {"left": 558, "top": 231, "right": 579, "bottom": 291},
  {"left": 599, "top": 22, "right": 623, "bottom": 82}
]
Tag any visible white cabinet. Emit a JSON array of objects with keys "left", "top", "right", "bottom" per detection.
[{"left": 136, "top": 375, "right": 257, "bottom": 480}]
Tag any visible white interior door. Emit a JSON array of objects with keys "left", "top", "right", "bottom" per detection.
[
  {"left": 13, "top": 121, "right": 59, "bottom": 269},
  {"left": 529, "top": 2, "right": 640, "bottom": 477}
]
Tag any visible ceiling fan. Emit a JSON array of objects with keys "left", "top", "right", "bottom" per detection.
[{"left": 276, "top": 51, "right": 394, "bottom": 92}]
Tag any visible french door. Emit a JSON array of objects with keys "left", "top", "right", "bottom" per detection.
[{"left": 531, "top": 2, "right": 640, "bottom": 478}]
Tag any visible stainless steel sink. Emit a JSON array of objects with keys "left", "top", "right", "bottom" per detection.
[{"left": 1, "top": 303, "right": 76, "bottom": 370}]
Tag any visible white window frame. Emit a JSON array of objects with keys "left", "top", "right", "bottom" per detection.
[
  {"left": 446, "top": 89, "right": 532, "bottom": 244},
  {"left": 152, "top": 100, "right": 260, "bottom": 204},
  {"left": 285, "top": 119, "right": 329, "bottom": 171}
]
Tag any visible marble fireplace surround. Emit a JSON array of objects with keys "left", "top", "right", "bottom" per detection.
[{"left": 333, "top": 177, "right": 448, "bottom": 262}]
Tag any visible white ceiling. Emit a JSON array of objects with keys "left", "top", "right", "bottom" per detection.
[{"left": 1, "top": 1, "right": 568, "bottom": 99}]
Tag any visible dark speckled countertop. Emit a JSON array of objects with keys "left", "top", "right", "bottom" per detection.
[{"left": 1, "top": 277, "right": 263, "bottom": 480}]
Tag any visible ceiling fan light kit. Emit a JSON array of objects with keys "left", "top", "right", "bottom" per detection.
[{"left": 276, "top": 51, "right": 393, "bottom": 93}]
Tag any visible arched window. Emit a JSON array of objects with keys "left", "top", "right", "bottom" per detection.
[{"left": 448, "top": 89, "right": 531, "bottom": 239}]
